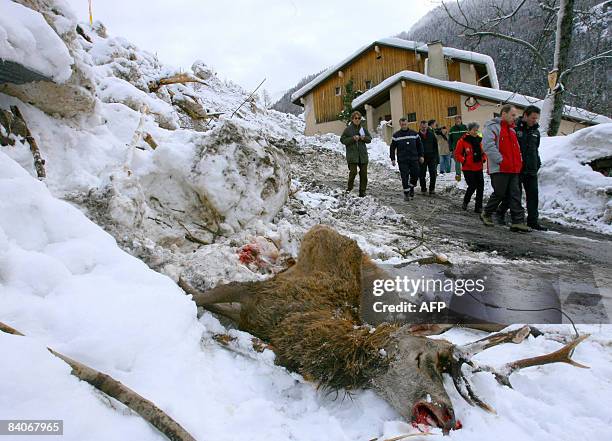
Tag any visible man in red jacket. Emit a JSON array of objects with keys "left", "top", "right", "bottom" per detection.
[{"left": 480, "top": 104, "right": 530, "bottom": 232}]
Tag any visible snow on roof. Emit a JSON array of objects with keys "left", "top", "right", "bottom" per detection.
[
  {"left": 290, "top": 37, "right": 499, "bottom": 103},
  {"left": 352, "top": 70, "right": 611, "bottom": 126},
  {"left": 0, "top": 0, "right": 73, "bottom": 83}
]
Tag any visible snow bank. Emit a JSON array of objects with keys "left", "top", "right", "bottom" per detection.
[
  {"left": 539, "top": 123, "right": 612, "bottom": 234},
  {"left": 0, "top": 0, "right": 73, "bottom": 82}
]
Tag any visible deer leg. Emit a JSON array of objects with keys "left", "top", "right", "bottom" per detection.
[
  {"left": 178, "top": 276, "right": 256, "bottom": 306},
  {"left": 203, "top": 303, "right": 242, "bottom": 322}
]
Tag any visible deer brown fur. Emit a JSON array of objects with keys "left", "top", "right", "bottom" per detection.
[{"left": 179, "top": 225, "right": 589, "bottom": 434}]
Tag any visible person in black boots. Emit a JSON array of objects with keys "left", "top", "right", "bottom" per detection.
[
  {"left": 390, "top": 117, "right": 424, "bottom": 201},
  {"left": 480, "top": 104, "right": 530, "bottom": 233},
  {"left": 496, "top": 106, "right": 548, "bottom": 230},
  {"left": 454, "top": 122, "right": 487, "bottom": 212},
  {"left": 418, "top": 120, "right": 439, "bottom": 195}
]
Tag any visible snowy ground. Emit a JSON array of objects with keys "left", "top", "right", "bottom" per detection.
[{"left": 1, "top": 2, "right": 612, "bottom": 440}]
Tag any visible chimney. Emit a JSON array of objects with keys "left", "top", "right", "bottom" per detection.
[{"left": 426, "top": 40, "right": 448, "bottom": 81}]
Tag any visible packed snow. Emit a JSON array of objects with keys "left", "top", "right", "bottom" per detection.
[
  {"left": 1, "top": 1, "right": 612, "bottom": 440},
  {"left": 539, "top": 123, "right": 612, "bottom": 234},
  {"left": 0, "top": 0, "right": 73, "bottom": 82}
]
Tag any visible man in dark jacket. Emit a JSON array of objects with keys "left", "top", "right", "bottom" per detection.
[
  {"left": 480, "top": 104, "right": 530, "bottom": 232},
  {"left": 448, "top": 115, "right": 468, "bottom": 182},
  {"left": 340, "top": 111, "right": 372, "bottom": 197},
  {"left": 390, "top": 117, "right": 424, "bottom": 201},
  {"left": 418, "top": 120, "right": 439, "bottom": 195},
  {"left": 496, "top": 106, "right": 547, "bottom": 230}
]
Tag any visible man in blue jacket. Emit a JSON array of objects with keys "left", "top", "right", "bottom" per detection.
[{"left": 390, "top": 117, "right": 424, "bottom": 201}]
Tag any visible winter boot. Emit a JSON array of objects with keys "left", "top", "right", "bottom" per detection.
[
  {"left": 480, "top": 213, "right": 494, "bottom": 226},
  {"left": 510, "top": 223, "right": 531, "bottom": 233},
  {"left": 462, "top": 202, "right": 468, "bottom": 211},
  {"left": 528, "top": 223, "right": 548, "bottom": 231},
  {"left": 403, "top": 192, "right": 410, "bottom": 201},
  {"left": 494, "top": 213, "right": 507, "bottom": 226},
  {"left": 409, "top": 185, "right": 415, "bottom": 198}
]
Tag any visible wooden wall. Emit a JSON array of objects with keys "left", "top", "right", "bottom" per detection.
[
  {"left": 447, "top": 61, "right": 461, "bottom": 82},
  {"left": 313, "top": 45, "right": 425, "bottom": 123},
  {"left": 402, "top": 81, "right": 462, "bottom": 127}
]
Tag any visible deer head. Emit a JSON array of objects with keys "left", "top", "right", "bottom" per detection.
[
  {"left": 372, "top": 327, "right": 459, "bottom": 434},
  {"left": 372, "top": 324, "right": 589, "bottom": 434}
]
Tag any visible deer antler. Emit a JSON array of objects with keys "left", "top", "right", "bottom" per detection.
[
  {"left": 473, "top": 334, "right": 590, "bottom": 387},
  {"left": 459, "top": 325, "right": 532, "bottom": 356},
  {"left": 448, "top": 328, "right": 589, "bottom": 413}
]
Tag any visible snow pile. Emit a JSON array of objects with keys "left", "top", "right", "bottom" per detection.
[
  {"left": 539, "top": 123, "right": 612, "bottom": 234},
  {"left": 0, "top": 0, "right": 73, "bottom": 82},
  {"left": 1, "top": 13, "right": 298, "bottom": 282}
]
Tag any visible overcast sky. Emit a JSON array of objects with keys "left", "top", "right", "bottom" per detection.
[{"left": 64, "top": 0, "right": 437, "bottom": 95}]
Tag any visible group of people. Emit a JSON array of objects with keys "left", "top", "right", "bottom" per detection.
[{"left": 340, "top": 104, "right": 547, "bottom": 232}]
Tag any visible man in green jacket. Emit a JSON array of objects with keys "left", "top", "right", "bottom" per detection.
[
  {"left": 448, "top": 115, "right": 468, "bottom": 181},
  {"left": 340, "top": 111, "right": 372, "bottom": 197}
]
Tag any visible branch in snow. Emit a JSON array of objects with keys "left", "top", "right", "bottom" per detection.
[{"left": 0, "top": 322, "right": 197, "bottom": 441}]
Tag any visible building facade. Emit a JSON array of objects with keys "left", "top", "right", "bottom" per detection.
[{"left": 291, "top": 38, "right": 498, "bottom": 136}]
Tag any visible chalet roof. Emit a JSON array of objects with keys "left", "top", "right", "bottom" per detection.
[
  {"left": 352, "top": 70, "right": 611, "bottom": 126},
  {"left": 290, "top": 37, "right": 499, "bottom": 104}
]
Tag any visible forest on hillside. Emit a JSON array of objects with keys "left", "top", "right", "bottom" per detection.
[{"left": 274, "top": 0, "right": 611, "bottom": 118}]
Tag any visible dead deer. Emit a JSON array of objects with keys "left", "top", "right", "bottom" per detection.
[{"left": 179, "top": 225, "right": 589, "bottom": 434}]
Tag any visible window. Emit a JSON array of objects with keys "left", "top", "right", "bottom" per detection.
[
  {"left": 406, "top": 112, "right": 417, "bottom": 122},
  {"left": 335, "top": 86, "right": 341, "bottom": 96},
  {"left": 365, "top": 80, "right": 372, "bottom": 89},
  {"left": 447, "top": 106, "right": 458, "bottom": 117}
]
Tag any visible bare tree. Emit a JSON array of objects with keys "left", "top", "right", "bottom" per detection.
[
  {"left": 441, "top": 0, "right": 611, "bottom": 135},
  {"left": 260, "top": 89, "right": 273, "bottom": 109}
]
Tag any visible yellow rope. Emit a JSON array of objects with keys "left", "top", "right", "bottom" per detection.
[{"left": 88, "top": 0, "right": 93, "bottom": 25}]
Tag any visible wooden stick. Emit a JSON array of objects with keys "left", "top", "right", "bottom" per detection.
[
  {"left": 149, "top": 73, "right": 208, "bottom": 93},
  {"left": 0, "top": 322, "right": 196, "bottom": 441},
  {"left": 230, "top": 78, "right": 266, "bottom": 118},
  {"left": 10, "top": 106, "right": 46, "bottom": 179}
]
